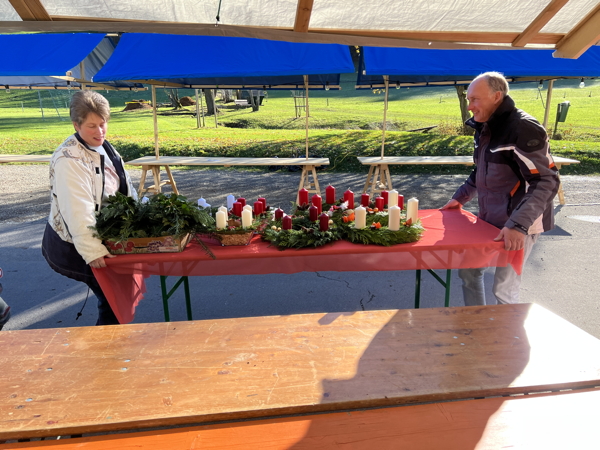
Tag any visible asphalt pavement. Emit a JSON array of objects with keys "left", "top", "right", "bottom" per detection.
[{"left": 0, "top": 166, "right": 598, "bottom": 338}]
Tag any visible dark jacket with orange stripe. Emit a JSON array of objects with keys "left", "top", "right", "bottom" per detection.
[{"left": 452, "top": 95, "right": 559, "bottom": 233}]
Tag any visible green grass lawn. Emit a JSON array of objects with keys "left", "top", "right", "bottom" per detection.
[{"left": 1, "top": 75, "right": 599, "bottom": 175}]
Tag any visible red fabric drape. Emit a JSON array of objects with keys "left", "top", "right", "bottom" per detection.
[{"left": 93, "top": 209, "right": 523, "bottom": 323}]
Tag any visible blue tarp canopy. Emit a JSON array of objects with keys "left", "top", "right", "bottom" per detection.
[
  {"left": 0, "top": 33, "right": 143, "bottom": 90},
  {"left": 356, "top": 47, "right": 600, "bottom": 88},
  {"left": 94, "top": 34, "right": 354, "bottom": 89}
]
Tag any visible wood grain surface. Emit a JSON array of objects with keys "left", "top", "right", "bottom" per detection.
[{"left": 1, "top": 303, "right": 599, "bottom": 440}]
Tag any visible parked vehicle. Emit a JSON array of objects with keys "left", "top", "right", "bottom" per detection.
[{"left": 0, "top": 267, "right": 10, "bottom": 331}]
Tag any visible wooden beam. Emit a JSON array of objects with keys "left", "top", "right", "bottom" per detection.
[
  {"left": 293, "top": 0, "right": 314, "bottom": 32},
  {"left": 309, "top": 28, "right": 564, "bottom": 45},
  {"left": 554, "top": 3, "right": 600, "bottom": 59},
  {"left": 8, "top": 0, "right": 51, "bottom": 21},
  {"left": 512, "top": 0, "right": 570, "bottom": 47}
]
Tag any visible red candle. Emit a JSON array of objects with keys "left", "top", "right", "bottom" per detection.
[
  {"left": 319, "top": 213, "right": 329, "bottom": 232},
  {"left": 381, "top": 190, "right": 389, "bottom": 207},
  {"left": 253, "top": 201, "right": 264, "bottom": 216},
  {"left": 375, "top": 196, "right": 384, "bottom": 211},
  {"left": 398, "top": 194, "right": 404, "bottom": 210},
  {"left": 361, "top": 193, "right": 370, "bottom": 207},
  {"left": 311, "top": 194, "right": 322, "bottom": 214},
  {"left": 237, "top": 197, "right": 246, "bottom": 207},
  {"left": 258, "top": 197, "right": 267, "bottom": 210},
  {"left": 274, "top": 208, "right": 284, "bottom": 220},
  {"left": 282, "top": 215, "right": 292, "bottom": 230},
  {"left": 344, "top": 189, "right": 354, "bottom": 207},
  {"left": 309, "top": 205, "right": 318, "bottom": 221},
  {"left": 325, "top": 185, "right": 336, "bottom": 204},
  {"left": 298, "top": 188, "right": 309, "bottom": 205},
  {"left": 232, "top": 201, "right": 243, "bottom": 217}
]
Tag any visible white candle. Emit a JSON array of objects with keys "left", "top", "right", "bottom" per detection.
[
  {"left": 215, "top": 210, "right": 227, "bottom": 229},
  {"left": 354, "top": 206, "right": 367, "bottom": 229},
  {"left": 388, "top": 189, "right": 399, "bottom": 207},
  {"left": 141, "top": 196, "right": 149, "bottom": 204},
  {"left": 218, "top": 205, "right": 228, "bottom": 215},
  {"left": 388, "top": 205, "right": 401, "bottom": 231},
  {"left": 406, "top": 197, "right": 419, "bottom": 224},
  {"left": 243, "top": 204, "right": 253, "bottom": 212},
  {"left": 242, "top": 209, "right": 253, "bottom": 228},
  {"left": 226, "top": 194, "right": 235, "bottom": 210}
]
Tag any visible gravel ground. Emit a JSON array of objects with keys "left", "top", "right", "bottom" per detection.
[{"left": 1, "top": 164, "right": 598, "bottom": 223}]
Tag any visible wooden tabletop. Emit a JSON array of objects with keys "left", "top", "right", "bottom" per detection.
[
  {"left": 0, "top": 155, "right": 52, "bottom": 163},
  {"left": 1, "top": 303, "right": 599, "bottom": 440},
  {"left": 357, "top": 155, "right": 580, "bottom": 165},
  {"left": 126, "top": 156, "right": 330, "bottom": 166}
]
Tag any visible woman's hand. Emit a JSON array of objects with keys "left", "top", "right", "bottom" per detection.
[{"left": 89, "top": 254, "right": 116, "bottom": 269}]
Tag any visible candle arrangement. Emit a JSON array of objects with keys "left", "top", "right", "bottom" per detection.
[{"left": 261, "top": 186, "right": 424, "bottom": 249}]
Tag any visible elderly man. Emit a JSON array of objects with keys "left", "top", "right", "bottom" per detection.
[{"left": 442, "top": 72, "right": 559, "bottom": 305}]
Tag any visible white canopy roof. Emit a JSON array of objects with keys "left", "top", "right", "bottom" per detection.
[{"left": 2, "top": 0, "right": 599, "bottom": 58}]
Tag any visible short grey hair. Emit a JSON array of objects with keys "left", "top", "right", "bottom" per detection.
[
  {"left": 472, "top": 71, "right": 510, "bottom": 97},
  {"left": 70, "top": 90, "right": 111, "bottom": 125}
]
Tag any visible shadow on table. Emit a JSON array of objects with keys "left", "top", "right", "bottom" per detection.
[{"left": 287, "top": 306, "right": 531, "bottom": 449}]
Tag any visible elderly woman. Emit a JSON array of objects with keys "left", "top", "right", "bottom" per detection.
[{"left": 42, "top": 90, "right": 137, "bottom": 325}]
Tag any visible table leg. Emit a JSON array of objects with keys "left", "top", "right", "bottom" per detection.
[
  {"left": 362, "top": 165, "right": 375, "bottom": 194},
  {"left": 555, "top": 164, "right": 565, "bottom": 205},
  {"left": 160, "top": 276, "right": 192, "bottom": 322},
  {"left": 138, "top": 166, "right": 149, "bottom": 197},
  {"left": 151, "top": 166, "right": 163, "bottom": 194},
  {"left": 414, "top": 270, "right": 421, "bottom": 309},
  {"left": 164, "top": 166, "right": 179, "bottom": 195}
]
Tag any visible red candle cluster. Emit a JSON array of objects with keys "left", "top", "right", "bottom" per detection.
[
  {"left": 319, "top": 213, "right": 329, "bottom": 231},
  {"left": 360, "top": 193, "right": 370, "bottom": 207},
  {"left": 274, "top": 208, "right": 284, "bottom": 220},
  {"left": 309, "top": 205, "right": 319, "bottom": 221},
  {"left": 232, "top": 201, "right": 242, "bottom": 217},
  {"left": 375, "top": 196, "right": 384, "bottom": 210},
  {"left": 344, "top": 189, "right": 354, "bottom": 207},
  {"left": 253, "top": 201, "right": 264, "bottom": 216},
  {"left": 381, "top": 190, "right": 389, "bottom": 207},
  {"left": 325, "top": 185, "right": 336, "bottom": 204},
  {"left": 282, "top": 215, "right": 292, "bottom": 230},
  {"left": 298, "top": 188, "right": 309, "bottom": 205},
  {"left": 311, "top": 194, "right": 322, "bottom": 214}
]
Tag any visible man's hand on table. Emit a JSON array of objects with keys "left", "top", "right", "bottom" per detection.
[
  {"left": 440, "top": 199, "right": 463, "bottom": 210},
  {"left": 89, "top": 254, "right": 116, "bottom": 269},
  {"left": 494, "top": 227, "right": 526, "bottom": 251}
]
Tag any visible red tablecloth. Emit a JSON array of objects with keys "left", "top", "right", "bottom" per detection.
[{"left": 93, "top": 209, "right": 523, "bottom": 323}]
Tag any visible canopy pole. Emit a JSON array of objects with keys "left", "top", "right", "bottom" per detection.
[
  {"left": 380, "top": 75, "right": 389, "bottom": 159},
  {"left": 79, "top": 61, "right": 86, "bottom": 90},
  {"left": 304, "top": 75, "right": 310, "bottom": 159},
  {"left": 543, "top": 79, "right": 555, "bottom": 130},
  {"left": 200, "top": 90, "right": 205, "bottom": 127},
  {"left": 152, "top": 85, "right": 159, "bottom": 159},
  {"left": 213, "top": 89, "right": 218, "bottom": 128},
  {"left": 195, "top": 89, "right": 201, "bottom": 129}
]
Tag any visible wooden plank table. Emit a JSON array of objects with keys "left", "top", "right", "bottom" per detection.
[
  {"left": 125, "top": 156, "right": 330, "bottom": 200},
  {"left": 0, "top": 155, "right": 52, "bottom": 164},
  {"left": 358, "top": 155, "right": 580, "bottom": 205},
  {"left": 5, "top": 389, "right": 600, "bottom": 449},
  {"left": 1, "top": 303, "right": 599, "bottom": 442}
]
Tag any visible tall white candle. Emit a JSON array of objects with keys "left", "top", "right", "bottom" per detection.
[
  {"left": 226, "top": 194, "right": 235, "bottom": 210},
  {"left": 243, "top": 204, "right": 253, "bottom": 212},
  {"left": 218, "top": 205, "right": 228, "bottom": 215},
  {"left": 406, "top": 197, "right": 419, "bottom": 224},
  {"left": 242, "top": 209, "right": 253, "bottom": 228},
  {"left": 354, "top": 206, "right": 367, "bottom": 229},
  {"left": 388, "top": 205, "right": 401, "bottom": 231},
  {"left": 388, "top": 189, "right": 399, "bottom": 207},
  {"left": 215, "top": 210, "right": 227, "bottom": 229}
]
